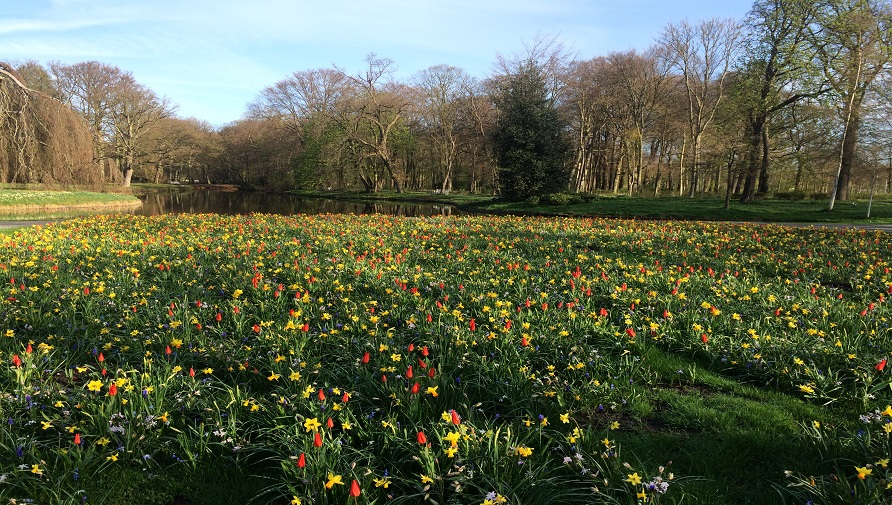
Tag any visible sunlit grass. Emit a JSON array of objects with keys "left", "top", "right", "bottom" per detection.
[{"left": 0, "top": 189, "right": 140, "bottom": 210}]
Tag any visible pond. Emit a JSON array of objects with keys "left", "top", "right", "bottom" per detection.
[{"left": 130, "top": 189, "right": 462, "bottom": 217}]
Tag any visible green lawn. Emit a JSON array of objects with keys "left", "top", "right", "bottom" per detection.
[{"left": 291, "top": 190, "right": 892, "bottom": 224}]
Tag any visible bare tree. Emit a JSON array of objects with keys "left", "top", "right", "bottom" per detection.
[
  {"left": 108, "top": 79, "right": 174, "bottom": 186},
  {"left": 605, "top": 48, "right": 672, "bottom": 194},
  {"left": 332, "top": 54, "right": 412, "bottom": 193},
  {"left": 50, "top": 61, "right": 130, "bottom": 182},
  {"left": 414, "top": 65, "right": 474, "bottom": 193},
  {"left": 659, "top": 17, "right": 742, "bottom": 197}
]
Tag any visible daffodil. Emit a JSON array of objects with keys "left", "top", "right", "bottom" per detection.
[
  {"left": 324, "top": 473, "right": 343, "bottom": 489},
  {"left": 625, "top": 472, "right": 642, "bottom": 485},
  {"left": 514, "top": 445, "right": 533, "bottom": 457},
  {"left": 304, "top": 417, "right": 321, "bottom": 432},
  {"left": 855, "top": 466, "right": 872, "bottom": 480}
]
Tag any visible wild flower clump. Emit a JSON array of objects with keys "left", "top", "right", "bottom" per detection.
[{"left": 0, "top": 213, "right": 889, "bottom": 503}]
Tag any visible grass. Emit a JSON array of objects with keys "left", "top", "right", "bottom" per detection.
[
  {"left": 1, "top": 213, "right": 890, "bottom": 504},
  {"left": 0, "top": 188, "right": 141, "bottom": 214},
  {"left": 291, "top": 190, "right": 892, "bottom": 224}
]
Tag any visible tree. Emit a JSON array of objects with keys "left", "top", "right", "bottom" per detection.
[
  {"left": 414, "top": 65, "right": 474, "bottom": 193},
  {"left": 336, "top": 55, "right": 412, "bottom": 193},
  {"left": 50, "top": 61, "right": 125, "bottom": 181},
  {"left": 0, "top": 62, "right": 100, "bottom": 185},
  {"left": 13, "top": 60, "right": 56, "bottom": 96},
  {"left": 659, "top": 18, "right": 742, "bottom": 197},
  {"left": 109, "top": 79, "right": 174, "bottom": 186},
  {"left": 737, "top": 0, "right": 823, "bottom": 203},
  {"left": 814, "top": 0, "right": 892, "bottom": 208},
  {"left": 491, "top": 59, "right": 572, "bottom": 201},
  {"left": 605, "top": 48, "right": 671, "bottom": 195}
]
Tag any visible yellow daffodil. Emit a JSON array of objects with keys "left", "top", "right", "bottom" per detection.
[{"left": 324, "top": 473, "right": 343, "bottom": 489}]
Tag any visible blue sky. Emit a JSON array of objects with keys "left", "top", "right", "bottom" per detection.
[{"left": 1, "top": 0, "right": 754, "bottom": 127}]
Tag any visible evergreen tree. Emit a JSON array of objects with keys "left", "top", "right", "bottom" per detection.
[{"left": 491, "top": 60, "right": 571, "bottom": 201}]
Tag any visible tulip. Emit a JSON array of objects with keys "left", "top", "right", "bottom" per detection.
[{"left": 417, "top": 431, "right": 427, "bottom": 444}]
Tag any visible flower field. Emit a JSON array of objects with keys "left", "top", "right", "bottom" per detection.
[{"left": 1, "top": 213, "right": 890, "bottom": 504}]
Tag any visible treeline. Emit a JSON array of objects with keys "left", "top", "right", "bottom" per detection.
[{"left": 4, "top": 0, "right": 892, "bottom": 205}]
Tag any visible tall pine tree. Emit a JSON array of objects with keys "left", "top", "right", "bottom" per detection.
[{"left": 491, "top": 60, "right": 571, "bottom": 201}]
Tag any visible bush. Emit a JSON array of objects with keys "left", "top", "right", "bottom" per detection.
[{"left": 542, "top": 193, "right": 582, "bottom": 206}]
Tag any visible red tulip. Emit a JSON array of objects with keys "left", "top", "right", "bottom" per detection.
[
  {"left": 189, "top": 367, "right": 195, "bottom": 377},
  {"left": 12, "top": 354, "right": 21, "bottom": 368},
  {"left": 25, "top": 344, "right": 32, "bottom": 354},
  {"left": 451, "top": 409, "right": 461, "bottom": 425},
  {"left": 521, "top": 336, "right": 529, "bottom": 347},
  {"left": 417, "top": 431, "right": 427, "bottom": 444},
  {"left": 313, "top": 432, "right": 323, "bottom": 447},
  {"left": 317, "top": 389, "right": 326, "bottom": 401},
  {"left": 701, "top": 334, "right": 709, "bottom": 344},
  {"left": 297, "top": 452, "right": 306, "bottom": 468},
  {"left": 215, "top": 312, "right": 222, "bottom": 322},
  {"left": 361, "top": 351, "right": 370, "bottom": 364},
  {"left": 876, "top": 359, "right": 887, "bottom": 372},
  {"left": 349, "top": 479, "right": 361, "bottom": 498},
  {"left": 625, "top": 328, "right": 636, "bottom": 338},
  {"left": 326, "top": 418, "right": 334, "bottom": 429},
  {"left": 342, "top": 392, "right": 349, "bottom": 403},
  {"left": 406, "top": 365, "right": 413, "bottom": 379},
  {"left": 108, "top": 382, "right": 118, "bottom": 396},
  {"left": 165, "top": 345, "right": 172, "bottom": 356},
  {"left": 74, "top": 433, "right": 81, "bottom": 446},
  {"left": 427, "top": 368, "right": 436, "bottom": 378},
  {"left": 469, "top": 318, "right": 476, "bottom": 331},
  {"left": 411, "top": 382, "right": 420, "bottom": 394},
  {"left": 97, "top": 352, "right": 104, "bottom": 363},
  {"left": 422, "top": 346, "right": 429, "bottom": 357}
]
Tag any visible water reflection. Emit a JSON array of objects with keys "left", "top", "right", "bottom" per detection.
[{"left": 130, "top": 190, "right": 461, "bottom": 217}]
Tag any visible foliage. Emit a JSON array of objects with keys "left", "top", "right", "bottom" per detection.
[{"left": 490, "top": 60, "right": 572, "bottom": 201}]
